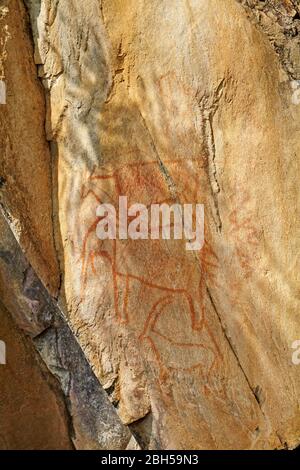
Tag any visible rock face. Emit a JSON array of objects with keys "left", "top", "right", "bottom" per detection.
[
  {"left": 0, "top": 211, "right": 131, "bottom": 449},
  {"left": 0, "top": 1, "right": 130, "bottom": 450},
  {"left": 1, "top": 0, "right": 300, "bottom": 449},
  {"left": 0, "top": 0, "right": 59, "bottom": 296},
  {"left": 0, "top": 301, "right": 73, "bottom": 450}
]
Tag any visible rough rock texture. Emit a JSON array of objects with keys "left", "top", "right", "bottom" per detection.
[
  {"left": 0, "top": 1, "right": 131, "bottom": 450},
  {"left": 0, "top": 0, "right": 59, "bottom": 296},
  {"left": 238, "top": 0, "right": 300, "bottom": 79},
  {"left": 0, "top": 301, "right": 73, "bottom": 450},
  {"left": 1, "top": 0, "right": 300, "bottom": 449},
  {"left": 0, "top": 194, "right": 131, "bottom": 449}
]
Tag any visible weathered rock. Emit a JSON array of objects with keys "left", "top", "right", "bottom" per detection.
[
  {"left": 0, "top": 3, "right": 131, "bottom": 449},
  {"left": 0, "top": 301, "right": 73, "bottom": 450},
  {"left": 1, "top": 0, "right": 300, "bottom": 449},
  {"left": 0, "top": 210, "right": 131, "bottom": 449},
  {"left": 0, "top": 211, "right": 55, "bottom": 336},
  {"left": 238, "top": 0, "right": 300, "bottom": 79},
  {"left": 0, "top": 0, "right": 59, "bottom": 296}
]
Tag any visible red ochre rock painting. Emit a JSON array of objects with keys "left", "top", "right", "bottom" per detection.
[{"left": 77, "top": 159, "right": 222, "bottom": 382}]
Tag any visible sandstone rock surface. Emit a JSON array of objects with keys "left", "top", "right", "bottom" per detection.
[
  {"left": 0, "top": 190, "right": 131, "bottom": 450},
  {"left": 1, "top": 0, "right": 300, "bottom": 449},
  {"left": 0, "top": 1, "right": 131, "bottom": 450},
  {"left": 0, "top": 0, "right": 59, "bottom": 296},
  {"left": 0, "top": 301, "right": 73, "bottom": 450}
]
